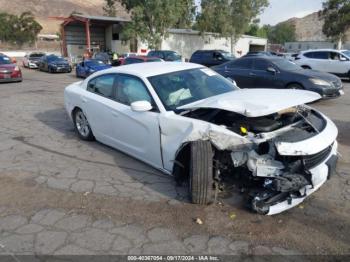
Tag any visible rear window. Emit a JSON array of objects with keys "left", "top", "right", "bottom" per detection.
[{"left": 0, "top": 56, "right": 12, "bottom": 64}]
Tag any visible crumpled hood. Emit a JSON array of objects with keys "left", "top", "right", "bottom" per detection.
[{"left": 178, "top": 89, "right": 321, "bottom": 117}]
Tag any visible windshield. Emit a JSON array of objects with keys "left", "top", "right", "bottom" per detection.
[
  {"left": 148, "top": 68, "right": 237, "bottom": 111},
  {"left": 165, "top": 51, "right": 181, "bottom": 61},
  {"left": 0, "top": 56, "right": 12, "bottom": 65},
  {"left": 48, "top": 56, "right": 65, "bottom": 62},
  {"left": 221, "top": 51, "right": 235, "bottom": 59},
  {"left": 147, "top": 58, "right": 162, "bottom": 62},
  {"left": 273, "top": 59, "right": 301, "bottom": 71},
  {"left": 30, "top": 53, "right": 44, "bottom": 58},
  {"left": 342, "top": 50, "right": 350, "bottom": 58},
  {"left": 86, "top": 60, "right": 104, "bottom": 66}
]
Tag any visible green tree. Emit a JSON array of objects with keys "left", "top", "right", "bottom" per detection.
[
  {"left": 0, "top": 11, "right": 42, "bottom": 47},
  {"left": 321, "top": 0, "right": 350, "bottom": 49},
  {"left": 103, "top": 0, "right": 117, "bottom": 17},
  {"left": 267, "top": 22, "right": 295, "bottom": 44},
  {"left": 195, "top": 0, "right": 269, "bottom": 52},
  {"left": 120, "top": 0, "right": 196, "bottom": 49}
]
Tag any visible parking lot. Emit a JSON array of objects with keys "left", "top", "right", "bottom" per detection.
[{"left": 0, "top": 67, "right": 349, "bottom": 256}]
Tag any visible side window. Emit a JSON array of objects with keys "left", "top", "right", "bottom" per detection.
[
  {"left": 87, "top": 74, "right": 115, "bottom": 99},
  {"left": 231, "top": 59, "right": 252, "bottom": 69},
  {"left": 115, "top": 75, "right": 153, "bottom": 106},
  {"left": 304, "top": 52, "right": 313, "bottom": 58},
  {"left": 330, "top": 52, "right": 340, "bottom": 60},
  {"left": 312, "top": 52, "right": 328, "bottom": 59},
  {"left": 253, "top": 59, "right": 269, "bottom": 71}
]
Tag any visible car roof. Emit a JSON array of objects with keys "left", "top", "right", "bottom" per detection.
[
  {"left": 90, "top": 62, "right": 203, "bottom": 78},
  {"left": 127, "top": 55, "right": 159, "bottom": 60},
  {"left": 301, "top": 49, "right": 341, "bottom": 53}
]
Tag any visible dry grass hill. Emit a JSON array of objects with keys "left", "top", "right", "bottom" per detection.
[{"left": 0, "top": 0, "right": 128, "bottom": 33}]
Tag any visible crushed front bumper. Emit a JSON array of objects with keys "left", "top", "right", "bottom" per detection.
[{"left": 267, "top": 141, "right": 338, "bottom": 215}]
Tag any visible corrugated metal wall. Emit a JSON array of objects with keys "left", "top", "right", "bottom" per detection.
[{"left": 65, "top": 24, "right": 105, "bottom": 47}]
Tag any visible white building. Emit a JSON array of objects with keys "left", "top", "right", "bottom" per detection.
[{"left": 138, "top": 29, "right": 267, "bottom": 60}]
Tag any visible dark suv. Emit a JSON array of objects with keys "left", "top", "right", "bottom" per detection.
[
  {"left": 147, "top": 50, "right": 182, "bottom": 61},
  {"left": 189, "top": 50, "right": 235, "bottom": 67}
]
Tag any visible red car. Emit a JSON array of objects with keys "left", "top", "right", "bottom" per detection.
[
  {"left": 0, "top": 55, "right": 22, "bottom": 83},
  {"left": 120, "top": 55, "right": 162, "bottom": 65}
]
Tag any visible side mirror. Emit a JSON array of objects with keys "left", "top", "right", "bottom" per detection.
[
  {"left": 226, "top": 77, "right": 237, "bottom": 85},
  {"left": 267, "top": 67, "right": 277, "bottom": 74},
  {"left": 340, "top": 56, "right": 348, "bottom": 61},
  {"left": 130, "top": 101, "right": 152, "bottom": 112}
]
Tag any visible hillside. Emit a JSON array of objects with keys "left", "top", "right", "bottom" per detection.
[
  {"left": 283, "top": 11, "right": 350, "bottom": 42},
  {"left": 0, "top": 0, "right": 128, "bottom": 33}
]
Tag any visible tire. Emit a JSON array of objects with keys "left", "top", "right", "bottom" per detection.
[
  {"left": 287, "top": 83, "right": 304, "bottom": 90},
  {"left": 189, "top": 140, "right": 214, "bottom": 205},
  {"left": 301, "top": 65, "right": 311, "bottom": 69},
  {"left": 73, "top": 109, "right": 94, "bottom": 141}
]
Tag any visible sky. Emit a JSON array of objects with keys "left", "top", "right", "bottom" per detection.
[{"left": 259, "top": 0, "right": 324, "bottom": 25}]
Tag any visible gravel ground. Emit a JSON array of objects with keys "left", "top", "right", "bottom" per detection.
[{"left": 0, "top": 68, "right": 349, "bottom": 256}]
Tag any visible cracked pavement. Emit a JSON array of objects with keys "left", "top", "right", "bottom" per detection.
[{"left": 0, "top": 68, "right": 349, "bottom": 256}]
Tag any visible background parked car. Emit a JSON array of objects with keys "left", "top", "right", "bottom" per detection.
[
  {"left": 244, "top": 51, "right": 282, "bottom": 57},
  {"left": 189, "top": 50, "right": 235, "bottom": 67},
  {"left": 213, "top": 56, "right": 344, "bottom": 99},
  {"left": 147, "top": 50, "right": 182, "bottom": 62},
  {"left": 295, "top": 49, "right": 350, "bottom": 79},
  {"left": 120, "top": 56, "right": 162, "bottom": 65},
  {"left": 38, "top": 55, "right": 72, "bottom": 73},
  {"left": 76, "top": 59, "right": 112, "bottom": 78},
  {"left": 117, "top": 52, "right": 137, "bottom": 66},
  {"left": 0, "top": 54, "right": 22, "bottom": 82},
  {"left": 22, "top": 52, "right": 45, "bottom": 69},
  {"left": 93, "top": 52, "right": 112, "bottom": 65}
]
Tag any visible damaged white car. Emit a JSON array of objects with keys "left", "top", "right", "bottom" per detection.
[{"left": 64, "top": 62, "right": 338, "bottom": 215}]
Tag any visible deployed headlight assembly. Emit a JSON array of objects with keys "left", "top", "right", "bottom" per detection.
[{"left": 309, "top": 78, "right": 332, "bottom": 87}]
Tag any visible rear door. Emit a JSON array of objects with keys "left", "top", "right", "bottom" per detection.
[
  {"left": 223, "top": 58, "right": 254, "bottom": 88},
  {"left": 306, "top": 51, "right": 329, "bottom": 72}
]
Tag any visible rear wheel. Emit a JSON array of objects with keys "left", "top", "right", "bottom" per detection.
[
  {"left": 73, "top": 109, "right": 94, "bottom": 141},
  {"left": 189, "top": 140, "right": 215, "bottom": 205}
]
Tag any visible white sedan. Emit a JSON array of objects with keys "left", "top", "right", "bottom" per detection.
[{"left": 64, "top": 62, "right": 338, "bottom": 215}]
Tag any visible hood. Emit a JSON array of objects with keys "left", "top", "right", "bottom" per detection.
[
  {"left": 293, "top": 69, "right": 340, "bottom": 82},
  {"left": 51, "top": 61, "right": 69, "bottom": 65},
  {"left": 177, "top": 89, "right": 321, "bottom": 117},
  {"left": 89, "top": 65, "right": 111, "bottom": 71}
]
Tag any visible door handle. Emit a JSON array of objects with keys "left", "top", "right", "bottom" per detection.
[
  {"left": 81, "top": 97, "right": 87, "bottom": 103},
  {"left": 112, "top": 112, "right": 118, "bottom": 117},
  {"left": 249, "top": 72, "right": 256, "bottom": 76}
]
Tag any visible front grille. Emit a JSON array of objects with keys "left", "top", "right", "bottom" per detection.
[
  {"left": 302, "top": 145, "right": 332, "bottom": 169},
  {"left": 332, "top": 80, "right": 342, "bottom": 89}
]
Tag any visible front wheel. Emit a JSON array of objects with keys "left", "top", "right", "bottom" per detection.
[
  {"left": 189, "top": 140, "right": 215, "bottom": 205},
  {"left": 287, "top": 83, "right": 303, "bottom": 90},
  {"left": 73, "top": 109, "right": 94, "bottom": 141}
]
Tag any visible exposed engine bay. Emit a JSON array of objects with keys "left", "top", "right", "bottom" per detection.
[{"left": 182, "top": 106, "right": 335, "bottom": 215}]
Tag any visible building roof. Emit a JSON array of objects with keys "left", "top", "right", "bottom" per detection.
[
  {"left": 73, "top": 14, "right": 130, "bottom": 22},
  {"left": 167, "top": 28, "right": 267, "bottom": 40}
]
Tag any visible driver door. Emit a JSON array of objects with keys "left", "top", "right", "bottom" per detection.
[{"left": 109, "top": 74, "right": 163, "bottom": 169}]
